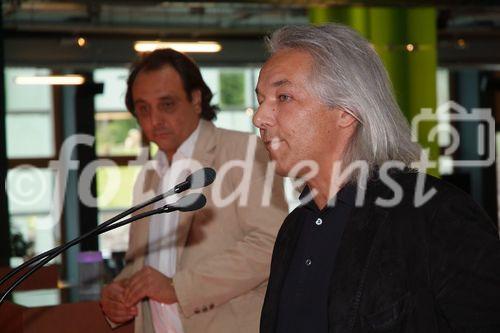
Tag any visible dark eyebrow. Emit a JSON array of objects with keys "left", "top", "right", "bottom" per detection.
[
  {"left": 272, "top": 79, "right": 291, "bottom": 88},
  {"left": 158, "top": 95, "right": 175, "bottom": 101},
  {"left": 134, "top": 95, "right": 174, "bottom": 103},
  {"left": 133, "top": 98, "right": 147, "bottom": 105}
]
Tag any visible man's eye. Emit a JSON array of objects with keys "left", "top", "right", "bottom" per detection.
[
  {"left": 278, "top": 94, "right": 291, "bottom": 102},
  {"left": 159, "top": 102, "right": 174, "bottom": 111},
  {"left": 136, "top": 105, "right": 149, "bottom": 115}
]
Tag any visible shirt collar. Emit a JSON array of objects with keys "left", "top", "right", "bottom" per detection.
[
  {"left": 299, "top": 182, "right": 357, "bottom": 210},
  {"left": 154, "top": 120, "right": 201, "bottom": 171},
  {"left": 176, "top": 120, "right": 201, "bottom": 159}
]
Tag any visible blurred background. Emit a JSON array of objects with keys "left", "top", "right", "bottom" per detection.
[{"left": 1, "top": 0, "right": 499, "bottom": 291}]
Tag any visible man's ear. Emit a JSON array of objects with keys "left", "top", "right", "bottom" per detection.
[
  {"left": 337, "top": 108, "right": 358, "bottom": 129},
  {"left": 191, "top": 90, "right": 202, "bottom": 114}
]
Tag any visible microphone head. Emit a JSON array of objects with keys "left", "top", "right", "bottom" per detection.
[
  {"left": 186, "top": 167, "right": 216, "bottom": 190},
  {"left": 171, "top": 193, "right": 207, "bottom": 212}
]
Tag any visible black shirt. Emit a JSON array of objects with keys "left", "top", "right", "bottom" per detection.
[{"left": 275, "top": 184, "right": 356, "bottom": 333}]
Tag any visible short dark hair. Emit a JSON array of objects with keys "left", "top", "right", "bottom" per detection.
[{"left": 125, "top": 48, "right": 218, "bottom": 121}]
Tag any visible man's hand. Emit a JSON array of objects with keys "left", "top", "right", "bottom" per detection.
[
  {"left": 124, "top": 266, "right": 178, "bottom": 307},
  {"left": 100, "top": 279, "right": 138, "bottom": 324}
]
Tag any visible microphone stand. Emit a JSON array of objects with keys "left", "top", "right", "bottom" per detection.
[
  {"left": 0, "top": 186, "right": 184, "bottom": 289},
  {"left": 0, "top": 191, "right": 207, "bottom": 305},
  {"left": 0, "top": 167, "right": 214, "bottom": 287},
  {"left": 0, "top": 167, "right": 215, "bottom": 305},
  {"left": 0, "top": 205, "right": 174, "bottom": 305}
]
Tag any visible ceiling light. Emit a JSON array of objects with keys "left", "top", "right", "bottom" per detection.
[
  {"left": 405, "top": 43, "right": 415, "bottom": 52},
  {"left": 457, "top": 38, "right": 467, "bottom": 49},
  {"left": 77, "top": 37, "right": 86, "bottom": 47},
  {"left": 134, "top": 41, "right": 222, "bottom": 53},
  {"left": 14, "top": 75, "right": 86, "bottom": 85}
]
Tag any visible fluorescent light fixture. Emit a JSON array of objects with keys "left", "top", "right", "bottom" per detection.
[
  {"left": 134, "top": 41, "right": 222, "bottom": 53},
  {"left": 15, "top": 75, "right": 85, "bottom": 85}
]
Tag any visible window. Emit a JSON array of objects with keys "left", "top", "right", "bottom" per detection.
[
  {"left": 203, "top": 67, "right": 258, "bottom": 134},
  {"left": 94, "top": 68, "right": 141, "bottom": 256},
  {"left": 5, "top": 67, "right": 59, "bottom": 266},
  {"left": 6, "top": 68, "right": 55, "bottom": 159},
  {"left": 94, "top": 68, "right": 141, "bottom": 157},
  {"left": 96, "top": 165, "right": 141, "bottom": 256}
]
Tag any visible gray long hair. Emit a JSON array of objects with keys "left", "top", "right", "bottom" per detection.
[{"left": 266, "top": 24, "right": 421, "bottom": 183}]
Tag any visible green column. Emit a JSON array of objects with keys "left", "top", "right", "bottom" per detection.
[
  {"left": 407, "top": 8, "right": 439, "bottom": 174},
  {"left": 308, "top": 6, "right": 334, "bottom": 26},
  {"left": 309, "top": 6, "right": 439, "bottom": 175},
  {"left": 369, "top": 8, "right": 409, "bottom": 118}
]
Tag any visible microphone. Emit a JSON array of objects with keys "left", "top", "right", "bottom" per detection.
[
  {"left": 99, "top": 193, "right": 207, "bottom": 234},
  {"left": 0, "top": 167, "right": 217, "bottom": 289},
  {"left": 173, "top": 167, "right": 216, "bottom": 194},
  {"left": 166, "top": 193, "right": 207, "bottom": 212},
  {"left": 0, "top": 193, "right": 207, "bottom": 304}
]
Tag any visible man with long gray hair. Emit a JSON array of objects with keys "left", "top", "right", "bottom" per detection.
[{"left": 253, "top": 23, "right": 500, "bottom": 332}]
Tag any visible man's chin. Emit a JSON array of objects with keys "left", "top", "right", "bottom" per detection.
[
  {"left": 273, "top": 162, "right": 290, "bottom": 177},
  {"left": 264, "top": 149, "right": 290, "bottom": 176}
]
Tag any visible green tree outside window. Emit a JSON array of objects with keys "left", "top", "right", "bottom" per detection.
[{"left": 220, "top": 71, "right": 245, "bottom": 109}]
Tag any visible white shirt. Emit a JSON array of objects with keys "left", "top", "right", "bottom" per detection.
[{"left": 146, "top": 122, "right": 200, "bottom": 333}]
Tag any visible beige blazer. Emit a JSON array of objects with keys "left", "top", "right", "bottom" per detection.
[{"left": 113, "top": 120, "right": 288, "bottom": 333}]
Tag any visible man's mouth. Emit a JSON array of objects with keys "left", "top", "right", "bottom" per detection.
[
  {"left": 154, "top": 129, "right": 172, "bottom": 137},
  {"left": 264, "top": 137, "right": 284, "bottom": 151}
]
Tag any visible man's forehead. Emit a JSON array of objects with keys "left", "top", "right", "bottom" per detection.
[
  {"left": 260, "top": 50, "right": 311, "bottom": 79},
  {"left": 133, "top": 66, "right": 187, "bottom": 98},
  {"left": 256, "top": 55, "right": 311, "bottom": 96},
  {"left": 255, "top": 77, "right": 292, "bottom": 96}
]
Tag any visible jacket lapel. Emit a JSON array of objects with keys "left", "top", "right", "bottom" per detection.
[
  {"left": 176, "top": 120, "right": 217, "bottom": 263},
  {"left": 328, "top": 182, "right": 389, "bottom": 332},
  {"left": 127, "top": 167, "right": 160, "bottom": 266}
]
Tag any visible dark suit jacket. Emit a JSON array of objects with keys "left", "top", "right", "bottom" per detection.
[{"left": 261, "top": 171, "right": 500, "bottom": 333}]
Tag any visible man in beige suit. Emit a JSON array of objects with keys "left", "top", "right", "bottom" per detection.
[{"left": 99, "top": 49, "right": 288, "bottom": 333}]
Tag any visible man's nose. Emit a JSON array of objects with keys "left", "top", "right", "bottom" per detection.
[
  {"left": 151, "top": 109, "right": 163, "bottom": 127},
  {"left": 253, "top": 102, "right": 275, "bottom": 129}
]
